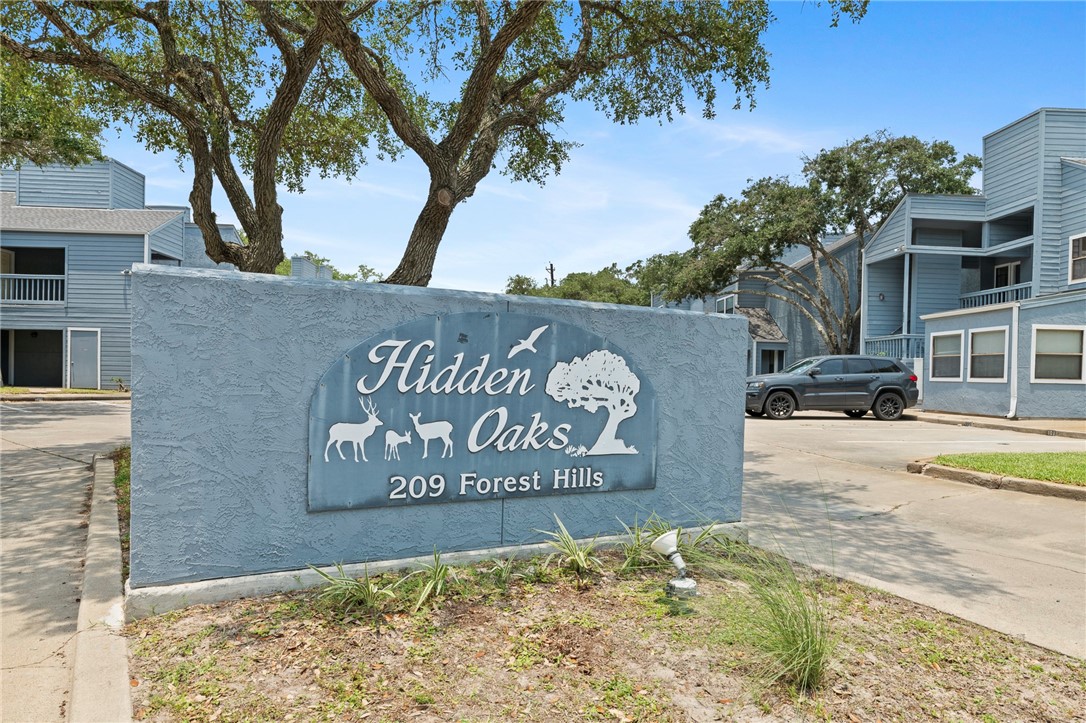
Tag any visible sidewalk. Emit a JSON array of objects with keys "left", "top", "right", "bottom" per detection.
[
  {"left": 912, "top": 408, "right": 1086, "bottom": 440},
  {"left": 1, "top": 387, "right": 131, "bottom": 402}
]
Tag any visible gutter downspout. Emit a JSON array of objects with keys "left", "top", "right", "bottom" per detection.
[{"left": 1007, "top": 302, "right": 1020, "bottom": 418}]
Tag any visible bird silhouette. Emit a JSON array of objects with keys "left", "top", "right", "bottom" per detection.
[{"left": 508, "top": 324, "right": 550, "bottom": 358}]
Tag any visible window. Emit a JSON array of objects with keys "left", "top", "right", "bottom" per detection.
[
  {"left": 1071, "top": 234, "right": 1086, "bottom": 284},
  {"left": 930, "top": 331, "right": 963, "bottom": 381},
  {"left": 993, "top": 261, "right": 1021, "bottom": 288},
  {"left": 1031, "top": 326, "right": 1086, "bottom": 383},
  {"left": 716, "top": 295, "right": 737, "bottom": 314},
  {"left": 968, "top": 327, "right": 1008, "bottom": 382},
  {"left": 817, "top": 358, "right": 847, "bottom": 375}
]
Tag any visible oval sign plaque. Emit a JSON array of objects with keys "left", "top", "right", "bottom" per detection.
[{"left": 308, "top": 312, "right": 657, "bottom": 511}]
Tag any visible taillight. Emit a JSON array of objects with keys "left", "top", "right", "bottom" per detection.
[{"left": 909, "top": 374, "right": 918, "bottom": 382}]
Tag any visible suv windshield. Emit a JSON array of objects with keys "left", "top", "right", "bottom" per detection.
[{"left": 781, "top": 357, "right": 820, "bottom": 374}]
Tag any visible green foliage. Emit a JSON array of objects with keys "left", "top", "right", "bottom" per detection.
[
  {"left": 408, "top": 548, "right": 454, "bottom": 612},
  {"left": 275, "top": 251, "right": 384, "bottom": 281},
  {"left": 933, "top": 452, "right": 1086, "bottom": 485},
  {"left": 485, "top": 555, "right": 520, "bottom": 590},
  {"left": 540, "top": 515, "right": 601, "bottom": 587},
  {"left": 309, "top": 564, "right": 399, "bottom": 623},
  {"left": 2, "top": 0, "right": 866, "bottom": 282},
  {"left": 505, "top": 264, "right": 645, "bottom": 306},
  {"left": 0, "top": 48, "right": 104, "bottom": 167},
  {"left": 702, "top": 541, "right": 834, "bottom": 692}
]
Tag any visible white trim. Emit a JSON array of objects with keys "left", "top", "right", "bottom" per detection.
[
  {"left": 66, "top": 327, "right": 101, "bottom": 390},
  {"left": 993, "top": 260, "right": 1021, "bottom": 288},
  {"left": 716, "top": 294, "right": 737, "bottom": 314},
  {"left": 929, "top": 330, "right": 964, "bottom": 382},
  {"left": 1069, "top": 233, "right": 1086, "bottom": 285},
  {"left": 966, "top": 325, "right": 1009, "bottom": 383},
  {"left": 1030, "top": 324, "right": 1086, "bottom": 385},
  {"left": 921, "top": 301, "right": 1018, "bottom": 321}
]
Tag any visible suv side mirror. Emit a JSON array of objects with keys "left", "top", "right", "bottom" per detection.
[{"left": 808, "top": 367, "right": 821, "bottom": 377}]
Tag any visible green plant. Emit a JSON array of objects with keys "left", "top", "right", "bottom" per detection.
[
  {"left": 486, "top": 554, "right": 519, "bottom": 589},
  {"left": 617, "top": 516, "right": 663, "bottom": 572},
  {"left": 710, "top": 546, "right": 834, "bottom": 692},
  {"left": 111, "top": 376, "right": 128, "bottom": 391},
  {"left": 539, "top": 515, "right": 601, "bottom": 587},
  {"left": 409, "top": 548, "right": 454, "bottom": 612},
  {"left": 309, "top": 563, "right": 398, "bottom": 624}
]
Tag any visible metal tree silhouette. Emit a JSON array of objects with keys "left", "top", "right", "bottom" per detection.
[{"left": 546, "top": 350, "right": 640, "bottom": 455}]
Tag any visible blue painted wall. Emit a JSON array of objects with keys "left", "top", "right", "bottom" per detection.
[
  {"left": 922, "top": 307, "right": 1015, "bottom": 417},
  {"left": 1016, "top": 293, "right": 1086, "bottom": 418},
  {"left": 921, "top": 290, "right": 1086, "bottom": 419},
  {"left": 129, "top": 266, "right": 749, "bottom": 587}
]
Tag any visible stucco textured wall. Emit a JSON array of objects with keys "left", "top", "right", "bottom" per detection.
[
  {"left": 923, "top": 308, "right": 1015, "bottom": 417},
  {"left": 1017, "top": 296, "right": 1086, "bottom": 418},
  {"left": 129, "top": 265, "right": 748, "bottom": 586}
]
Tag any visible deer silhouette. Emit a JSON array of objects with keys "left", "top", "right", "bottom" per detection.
[
  {"left": 409, "top": 413, "right": 453, "bottom": 459},
  {"left": 384, "top": 429, "right": 412, "bottom": 461},
  {"left": 324, "top": 396, "right": 383, "bottom": 462}
]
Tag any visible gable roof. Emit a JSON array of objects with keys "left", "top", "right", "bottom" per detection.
[{"left": 0, "top": 192, "right": 182, "bottom": 235}]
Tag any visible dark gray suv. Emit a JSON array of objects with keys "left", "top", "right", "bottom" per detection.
[{"left": 746, "top": 355, "right": 919, "bottom": 420}]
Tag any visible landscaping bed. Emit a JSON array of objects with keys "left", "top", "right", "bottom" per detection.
[{"left": 126, "top": 552, "right": 1084, "bottom": 722}]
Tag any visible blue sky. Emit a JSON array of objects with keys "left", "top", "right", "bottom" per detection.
[{"left": 103, "top": 1, "right": 1086, "bottom": 292}]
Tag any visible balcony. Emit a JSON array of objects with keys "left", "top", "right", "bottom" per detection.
[
  {"left": 959, "top": 282, "right": 1032, "bottom": 309},
  {"left": 865, "top": 334, "right": 925, "bottom": 360},
  {"left": 0, "top": 274, "right": 66, "bottom": 305}
]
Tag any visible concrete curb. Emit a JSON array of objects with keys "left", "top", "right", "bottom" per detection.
[
  {"left": 907, "top": 460, "right": 1086, "bottom": 501},
  {"left": 913, "top": 412, "right": 1086, "bottom": 440},
  {"left": 1, "top": 394, "right": 131, "bottom": 402},
  {"left": 69, "top": 456, "right": 132, "bottom": 723},
  {"left": 126, "top": 522, "right": 749, "bottom": 619}
]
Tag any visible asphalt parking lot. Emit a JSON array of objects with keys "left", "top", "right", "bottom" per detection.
[{"left": 742, "top": 412, "right": 1086, "bottom": 658}]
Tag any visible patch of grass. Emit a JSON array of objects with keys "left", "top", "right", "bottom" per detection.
[
  {"left": 1, "top": 385, "right": 126, "bottom": 394},
  {"left": 109, "top": 446, "right": 131, "bottom": 581},
  {"left": 934, "top": 451, "right": 1086, "bottom": 485}
]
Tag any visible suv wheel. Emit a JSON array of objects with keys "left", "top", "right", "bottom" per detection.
[
  {"left": 843, "top": 409, "right": 867, "bottom": 418},
  {"left": 746, "top": 410, "right": 765, "bottom": 417},
  {"left": 764, "top": 391, "right": 796, "bottom": 420},
  {"left": 872, "top": 393, "right": 904, "bottom": 421}
]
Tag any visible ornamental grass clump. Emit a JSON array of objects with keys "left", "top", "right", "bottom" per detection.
[
  {"left": 409, "top": 548, "right": 454, "bottom": 612},
  {"left": 540, "top": 515, "right": 601, "bottom": 587},
  {"left": 708, "top": 541, "right": 834, "bottom": 692},
  {"left": 309, "top": 563, "right": 399, "bottom": 626}
]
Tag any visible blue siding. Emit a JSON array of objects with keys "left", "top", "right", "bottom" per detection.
[
  {"left": 909, "top": 195, "right": 986, "bottom": 220},
  {"left": 12, "top": 159, "right": 146, "bottom": 209},
  {"left": 914, "top": 229, "right": 963, "bottom": 247},
  {"left": 181, "top": 224, "right": 237, "bottom": 269},
  {"left": 109, "top": 160, "right": 145, "bottom": 209},
  {"left": 983, "top": 111, "right": 1040, "bottom": 216},
  {"left": 736, "top": 276, "right": 766, "bottom": 308},
  {"left": 1038, "top": 110, "right": 1086, "bottom": 294},
  {"left": 290, "top": 255, "right": 320, "bottom": 279},
  {"left": 17, "top": 161, "right": 115, "bottom": 208},
  {"left": 0, "top": 230, "right": 143, "bottom": 387},
  {"left": 1062, "top": 163, "right": 1086, "bottom": 290},
  {"left": 868, "top": 199, "right": 909, "bottom": 258},
  {"left": 0, "top": 169, "right": 15, "bottom": 193},
  {"left": 910, "top": 254, "right": 962, "bottom": 336},
  {"left": 149, "top": 215, "right": 184, "bottom": 260},
  {"left": 865, "top": 258, "right": 904, "bottom": 336}
]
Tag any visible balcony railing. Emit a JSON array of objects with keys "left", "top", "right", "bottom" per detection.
[
  {"left": 865, "top": 334, "right": 925, "bottom": 360},
  {"left": 0, "top": 274, "right": 66, "bottom": 304},
  {"left": 959, "top": 282, "right": 1032, "bottom": 309}
]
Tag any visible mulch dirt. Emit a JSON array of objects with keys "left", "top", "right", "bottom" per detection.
[{"left": 127, "top": 554, "right": 1084, "bottom": 722}]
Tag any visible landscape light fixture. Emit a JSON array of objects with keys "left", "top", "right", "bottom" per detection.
[{"left": 650, "top": 529, "right": 697, "bottom": 597}]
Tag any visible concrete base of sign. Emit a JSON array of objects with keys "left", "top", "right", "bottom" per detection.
[
  {"left": 125, "top": 522, "right": 747, "bottom": 619},
  {"left": 666, "top": 576, "right": 698, "bottom": 598}
]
